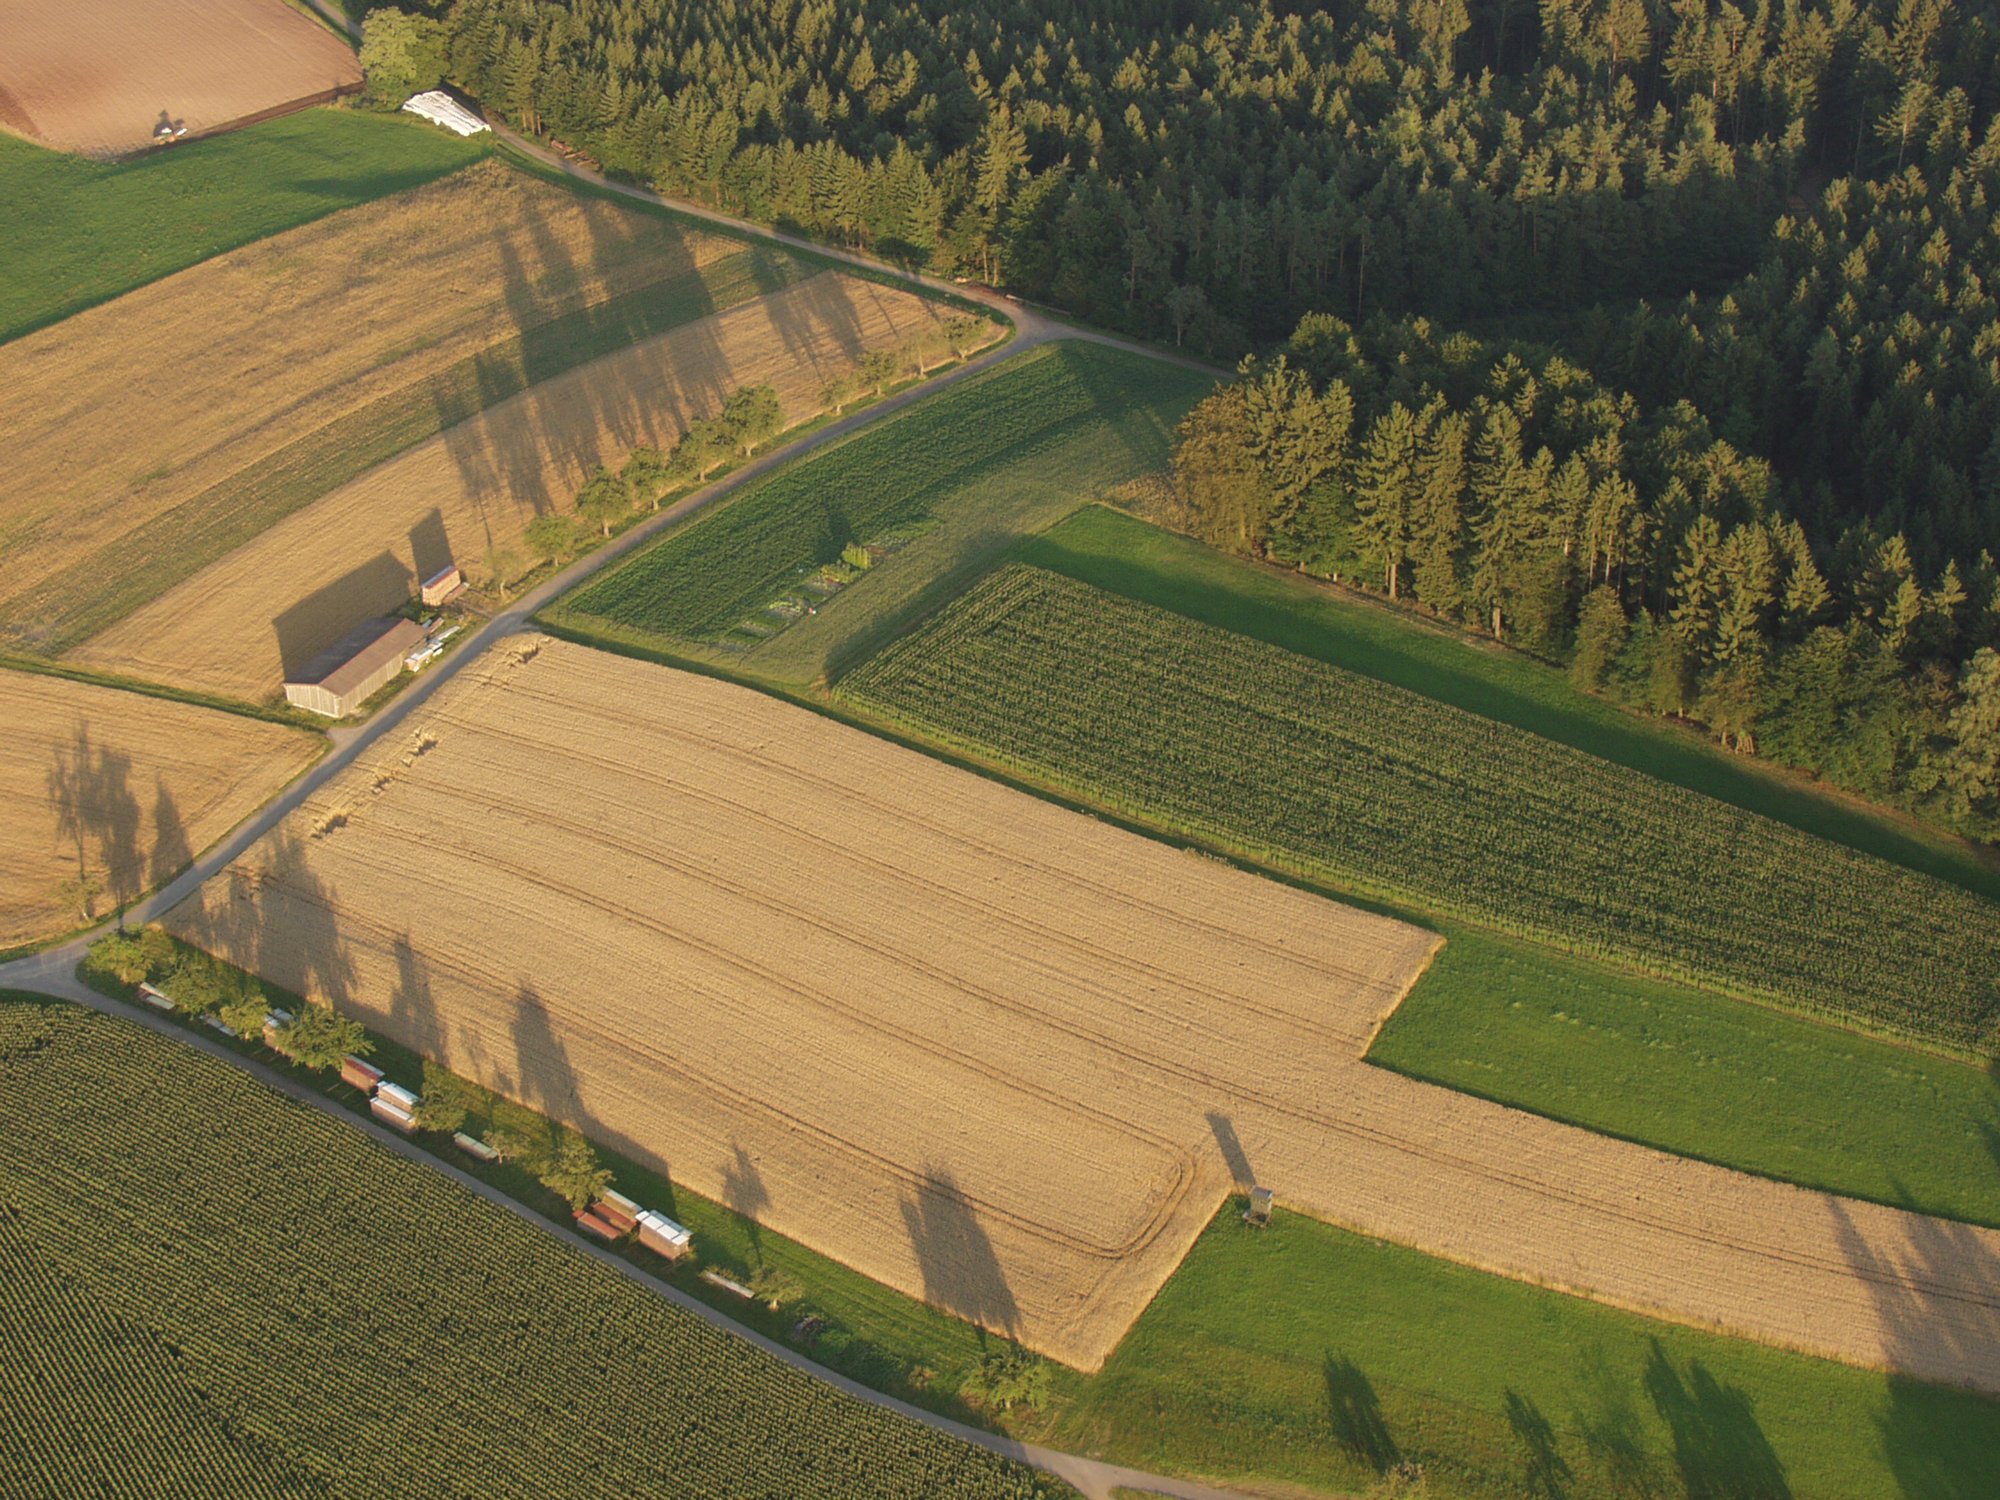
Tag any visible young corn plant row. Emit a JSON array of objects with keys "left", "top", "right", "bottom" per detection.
[
  {"left": 841, "top": 565, "right": 2000, "bottom": 1055},
  {"left": 0, "top": 1000, "right": 1069, "bottom": 1500}
]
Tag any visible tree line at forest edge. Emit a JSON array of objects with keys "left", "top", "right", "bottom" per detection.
[{"left": 358, "top": 0, "right": 2000, "bottom": 841}]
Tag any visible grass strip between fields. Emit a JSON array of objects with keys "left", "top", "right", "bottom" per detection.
[
  {"left": 0, "top": 992, "right": 1070, "bottom": 1499},
  {"left": 43, "top": 956, "right": 2000, "bottom": 1500},
  {"left": 839, "top": 563, "right": 2000, "bottom": 1055},
  {"left": 0, "top": 110, "right": 487, "bottom": 346},
  {"left": 5, "top": 246, "right": 802, "bottom": 656}
]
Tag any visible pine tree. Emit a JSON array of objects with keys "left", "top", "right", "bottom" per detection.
[{"left": 1353, "top": 403, "right": 1425, "bottom": 599}]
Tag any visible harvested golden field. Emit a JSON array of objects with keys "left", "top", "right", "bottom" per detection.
[
  {"left": 168, "top": 640, "right": 2000, "bottom": 1387},
  {"left": 168, "top": 637, "right": 1438, "bottom": 1367},
  {"left": 75, "top": 273, "right": 949, "bottom": 701},
  {"left": 0, "top": 0, "right": 360, "bottom": 157},
  {"left": 0, "top": 161, "right": 754, "bottom": 653},
  {"left": 0, "top": 670, "right": 317, "bottom": 947}
]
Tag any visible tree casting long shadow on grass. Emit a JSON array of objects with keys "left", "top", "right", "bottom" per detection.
[
  {"left": 1322, "top": 1354, "right": 1400, "bottom": 1475},
  {"left": 1504, "top": 1388, "right": 1575, "bottom": 1500},
  {"left": 1640, "top": 1341, "right": 1790, "bottom": 1500}
]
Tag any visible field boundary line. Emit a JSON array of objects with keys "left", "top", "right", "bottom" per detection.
[{"left": 0, "top": 970, "right": 1249, "bottom": 1500}]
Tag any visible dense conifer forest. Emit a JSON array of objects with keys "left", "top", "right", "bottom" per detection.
[{"left": 383, "top": 0, "right": 1998, "bottom": 837}]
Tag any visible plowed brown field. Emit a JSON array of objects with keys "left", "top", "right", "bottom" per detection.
[
  {"left": 1, "top": 671, "right": 318, "bottom": 946},
  {"left": 167, "top": 638, "right": 1438, "bottom": 1366},
  {"left": 0, "top": 0, "right": 360, "bottom": 158},
  {"left": 167, "top": 641, "right": 2000, "bottom": 1386},
  {"left": 0, "top": 162, "right": 742, "bottom": 648},
  {"left": 73, "top": 272, "right": 948, "bottom": 701}
]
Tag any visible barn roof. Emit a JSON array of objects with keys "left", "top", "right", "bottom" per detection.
[{"left": 288, "top": 617, "right": 426, "bottom": 696}]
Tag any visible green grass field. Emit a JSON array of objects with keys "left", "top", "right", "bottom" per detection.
[
  {"left": 1027, "top": 506, "right": 2000, "bottom": 904},
  {"left": 841, "top": 564, "right": 2000, "bottom": 1054},
  {"left": 0, "top": 109, "right": 487, "bottom": 345},
  {"left": 1027, "top": 1201, "right": 2000, "bottom": 1500},
  {"left": 60, "top": 945, "right": 2000, "bottom": 1500},
  {"left": 0, "top": 244, "right": 803, "bottom": 656},
  {"left": 1375, "top": 929, "right": 2000, "bottom": 1228},
  {"left": 557, "top": 342, "right": 1213, "bottom": 674},
  {"left": 0, "top": 995, "right": 1068, "bottom": 1500}
]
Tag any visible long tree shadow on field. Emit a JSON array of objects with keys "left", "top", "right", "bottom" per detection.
[
  {"left": 1323, "top": 1354, "right": 1399, "bottom": 1475},
  {"left": 250, "top": 828, "right": 357, "bottom": 1008},
  {"left": 386, "top": 932, "right": 446, "bottom": 1059},
  {"left": 1829, "top": 1193, "right": 2000, "bottom": 1497},
  {"left": 1640, "top": 1341, "right": 1789, "bottom": 1500},
  {"left": 147, "top": 775, "right": 192, "bottom": 895},
  {"left": 1505, "top": 1388, "right": 1574, "bottom": 1499},
  {"left": 721, "top": 1141, "right": 771, "bottom": 1266},
  {"left": 45, "top": 719, "right": 143, "bottom": 921},
  {"left": 437, "top": 190, "right": 739, "bottom": 552},
  {"left": 506, "top": 983, "right": 586, "bottom": 1124},
  {"left": 899, "top": 1163, "right": 1018, "bottom": 1339}
]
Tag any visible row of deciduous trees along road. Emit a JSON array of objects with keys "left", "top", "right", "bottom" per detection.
[{"left": 354, "top": 0, "right": 2000, "bottom": 843}]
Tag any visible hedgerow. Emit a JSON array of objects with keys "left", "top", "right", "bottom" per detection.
[
  {"left": 0, "top": 1000, "right": 1070, "bottom": 1500},
  {"left": 842, "top": 566, "right": 2000, "bottom": 1055}
]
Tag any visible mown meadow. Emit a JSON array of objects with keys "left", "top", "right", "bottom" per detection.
[
  {"left": 0, "top": 109, "right": 485, "bottom": 344},
  {"left": 1026, "top": 1200, "right": 2000, "bottom": 1500}
]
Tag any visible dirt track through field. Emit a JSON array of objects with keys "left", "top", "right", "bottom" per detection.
[
  {"left": 0, "top": 0, "right": 360, "bottom": 157},
  {"left": 0, "top": 163, "right": 746, "bottom": 648},
  {"left": 0, "top": 671, "right": 317, "bottom": 946},
  {"left": 166, "top": 641, "right": 2000, "bottom": 1386},
  {"left": 73, "top": 272, "right": 946, "bottom": 700}
]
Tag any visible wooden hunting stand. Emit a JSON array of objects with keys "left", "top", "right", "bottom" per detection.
[{"left": 1243, "top": 1186, "right": 1273, "bottom": 1227}]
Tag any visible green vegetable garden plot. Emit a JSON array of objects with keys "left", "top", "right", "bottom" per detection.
[
  {"left": 565, "top": 341, "right": 1206, "bottom": 644},
  {"left": 841, "top": 565, "right": 2000, "bottom": 1054},
  {"left": 0, "top": 110, "right": 487, "bottom": 345},
  {"left": 0, "top": 999, "right": 1070, "bottom": 1500}
]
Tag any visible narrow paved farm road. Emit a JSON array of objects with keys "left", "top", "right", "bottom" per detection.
[
  {"left": 0, "top": 327, "right": 1048, "bottom": 956},
  {"left": 3, "top": 958, "right": 1243, "bottom": 1500},
  {"left": 0, "top": 213, "right": 1235, "bottom": 1496}
]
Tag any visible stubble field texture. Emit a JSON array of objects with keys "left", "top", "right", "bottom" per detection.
[
  {"left": 167, "top": 636, "right": 1439, "bottom": 1368},
  {"left": 166, "top": 638, "right": 2000, "bottom": 1388},
  {"left": 843, "top": 565, "right": 2000, "bottom": 1057},
  {"left": 0, "top": 997, "right": 1070, "bottom": 1500},
  {"left": 0, "top": 111, "right": 486, "bottom": 343},
  {"left": 0, "top": 161, "right": 784, "bottom": 658},
  {"left": 0, "top": 671, "right": 318, "bottom": 947},
  {"left": 74, "top": 270, "right": 950, "bottom": 699},
  {"left": 0, "top": 0, "right": 361, "bottom": 157}
]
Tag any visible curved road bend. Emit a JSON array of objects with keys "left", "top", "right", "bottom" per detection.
[
  {"left": 2, "top": 68, "right": 1240, "bottom": 1500},
  {"left": 11, "top": 963, "right": 1241, "bottom": 1500}
]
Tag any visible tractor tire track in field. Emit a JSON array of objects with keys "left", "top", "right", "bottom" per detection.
[{"left": 156, "top": 643, "right": 2000, "bottom": 1397}]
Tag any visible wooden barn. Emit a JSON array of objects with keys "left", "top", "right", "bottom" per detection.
[{"left": 283, "top": 617, "right": 426, "bottom": 719}]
